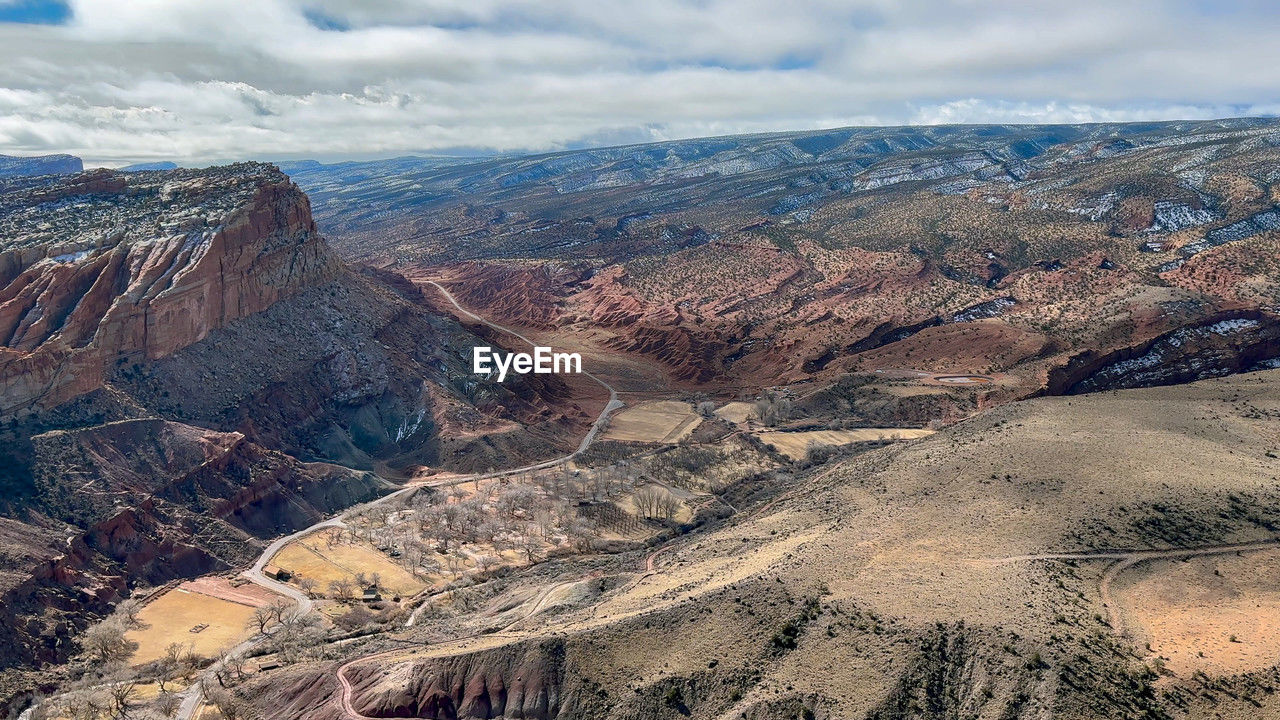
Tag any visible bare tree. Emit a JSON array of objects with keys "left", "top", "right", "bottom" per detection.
[
  {"left": 155, "top": 642, "right": 188, "bottom": 691},
  {"left": 565, "top": 518, "right": 597, "bottom": 552},
  {"left": 445, "top": 551, "right": 466, "bottom": 576},
  {"left": 534, "top": 509, "right": 555, "bottom": 538},
  {"left": 114, "top": 598, "right": 147, "bottom": 631},
  {"left": 752, "top": 392, "right": 793, "bottom": 427},
  {"left": 248, "top": 605, "right": 277, "bottom": 635},
  {"left": 154, "top": 691, "right": 181, "bottom": 718},
  {"left": 402, "top": 540, "right": 428, "bottom": 576},
  {"left": 271, "top": 610, "right": 324, "bottom": 663},
  {"left": 633, "top": 485, "right": 662, "bottom": 519},
  {"left": 497, "top": 484, "right": 539, "bottom": 520},
  {"left": 518, "top": 529, "right": 541, "bottom": 563},
  {"left": 221, "top": 652, "right": 248, "bottom": 685},
  {"left": 205, "top": 685, "right": 256, "bottom": 720},
  {"left": 297, "top": 576, "right": 317, "bottom": 597},
  {"left": 328, "top": 578, "right": 355, "bottom": 603},
  {"left": 54, "top": 689, "right": 109, "bottom": 720},
  {"left": 107, "top": 675, "right": 137, "bottom": 719},
  {"left": 474, "top": 520, "right": 501, "bottom": 544},
  {"left": 82, "top": 619, "right": 132, "bottom": 663},
  {"left": 656, "top": 491, "right": 680, "bottom": 521},
  {"left": 366, "top": 506, "right": 390, "bottom": 528},
  {"left": 422, "top": 504, "right": 466, "bottom": 551}
]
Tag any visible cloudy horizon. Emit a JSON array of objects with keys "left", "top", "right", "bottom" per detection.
[{"left": 1, "top": 0, "right": 1279, "bottom": 167}]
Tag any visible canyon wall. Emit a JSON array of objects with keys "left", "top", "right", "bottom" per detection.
[{"left": 0, "top": 165, "right": 341, "bottom": 415}]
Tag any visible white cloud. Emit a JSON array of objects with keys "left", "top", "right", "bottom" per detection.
[{"left": 0, "top": 0, "right": 1276, "bottom": 165}]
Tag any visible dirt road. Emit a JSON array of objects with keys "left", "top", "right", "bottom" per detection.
[
  {"left": 983, "top": 539, "right": 1280, "bottom": 631},
  {"left": 175, "top": 284, "right": 623, "bottom": 720}
]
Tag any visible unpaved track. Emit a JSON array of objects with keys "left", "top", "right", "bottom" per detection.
[
  {"left": 176, "top": 284, "right": 623, "bottom": 720},
  {"left": 983, "top": 539, "right": 1280, "bottom": 631},
  {"left": 424, "top": 279, "right": 623, "bottom": 457}
]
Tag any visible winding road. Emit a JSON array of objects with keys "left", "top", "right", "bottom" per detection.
[
  {"left": 174, "top": 281, "right": 622, "bottom": 720},
  {"left": 167, "top": 281, "right": 1275, "bottom": 719}
]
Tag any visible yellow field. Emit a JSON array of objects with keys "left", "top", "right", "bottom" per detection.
[
  {"left": 614, "top": 483, "right": 698, "bottom": 525},
  {"left": 603, "top": 401, "right": 702, "bottom": 443},
  {"left": 126, "top": 588, "right": 260, "bottom": 664},
  {"left": 755, "top": 428, "right": 934, "bottom": 459},
  {"left": 714, "top": 401, "right": 756, "bottom": 425},
  {"left": 270, "top": 529, "right": 428, "bottom": 598}
]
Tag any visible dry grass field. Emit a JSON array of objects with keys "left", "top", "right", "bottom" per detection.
[
  {"left": 1116, "top": 548, "right": 1280, "bottom": 678},
  {"left": 602, "top": 400, "right": 702, "bottom": 442},
  {"left": 613, "top": 482, "right": 698, "bottom": 524},
  {"left": 126, "top": 585, "right": 264, "bottom": 664},
  {"left": 755, "top": 427, "right": 933, "bottom": 458},
  {"left": 270, "top": 529, "right": 429, "bottom": 598},
  {"left": 714, "top": 401, "right": 756, "bottom": 425}
]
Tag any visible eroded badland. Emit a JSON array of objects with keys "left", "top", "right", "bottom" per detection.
[{"left": 6, "top": 119, "right": 1280, "bottom": 720}]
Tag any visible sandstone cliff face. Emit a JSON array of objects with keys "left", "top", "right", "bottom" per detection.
[{"left": 0, "top": 165, "right": 340, "bottom": 414}]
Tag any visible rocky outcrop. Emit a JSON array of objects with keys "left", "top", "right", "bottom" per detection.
[
  {"left": 412, "top": 263, "right": 586, "bottom": 330},
  {"left": 0, "top": 164, "right": 341, "bottom": 415},
  {"left": 346, "top": 639, "right": 567, "bottom": 719},
  {"left": 1045, "top": 310, "right": 1280, "bottom": 395}
]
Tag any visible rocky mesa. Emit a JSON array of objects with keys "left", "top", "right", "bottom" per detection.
[{"left": 0, "top": 164, "right": 341, "bottom": 415}]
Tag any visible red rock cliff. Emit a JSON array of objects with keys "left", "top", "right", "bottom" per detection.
[{"left": 0, "top": 165, "right": 341, "bottom": 414}]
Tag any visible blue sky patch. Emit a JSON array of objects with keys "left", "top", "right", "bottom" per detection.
[
  {"left": 0, "top": 0, "right": 70, "bottom": 25},
  {"left": 303, "top": 8, "right": 350, "bottom": 32}
]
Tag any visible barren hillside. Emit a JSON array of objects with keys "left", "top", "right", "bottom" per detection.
[
  {"left": 291, "top": 119, "right": 1280, "bottom": 411},
  {"left": 268, "top": 370, "right": 1280, "bottom": 720}
]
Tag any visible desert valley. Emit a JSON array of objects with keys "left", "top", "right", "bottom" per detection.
[{"left": 2, "top": 117, "right": 1280, "bottom": 720}]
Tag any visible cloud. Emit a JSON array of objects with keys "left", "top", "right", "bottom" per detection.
[{"left": 0, "top": 0, "right": 1277, "bottom": 165}]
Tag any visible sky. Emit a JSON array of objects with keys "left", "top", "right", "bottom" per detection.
[{"left": 1, "top": 0, "right": 1279, "bottom": 166}]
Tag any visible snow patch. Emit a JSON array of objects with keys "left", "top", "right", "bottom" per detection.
[
  {"left": 1148, "top": 201, "right": 1216, "bottom": 233},
  {"left": 1204, "top": 318, "right": 1260, "bottom": 335},
  {"left": 50, "top": 249, "right": 91, "bottom": 263}
]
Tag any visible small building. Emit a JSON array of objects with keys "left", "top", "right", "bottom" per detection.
[
  {"left": 263, "top": 565, "right": 291, "bottom": 582},
  {"left": 361, "top": 586, "right": 382, "bottom": 603}
]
